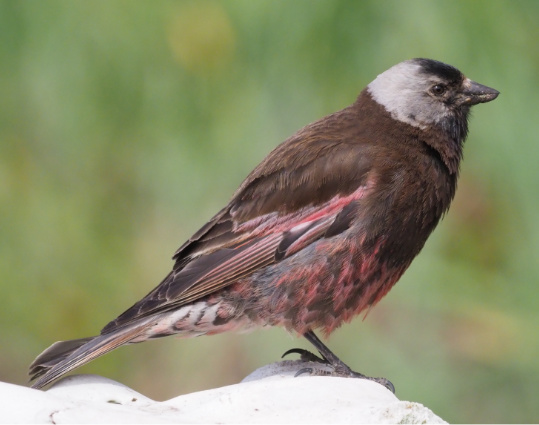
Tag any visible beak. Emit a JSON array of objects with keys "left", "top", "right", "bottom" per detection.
[{"left": 460, "top": 79, "right": 500, "bottom": 106}]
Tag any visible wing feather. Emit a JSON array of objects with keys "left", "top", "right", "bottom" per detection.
[
  {"left": 103, "top": 106, "right": 374, "bottom": 334},
  {"left": 31, "top": 100, "right": 380, "bottom": 388}
]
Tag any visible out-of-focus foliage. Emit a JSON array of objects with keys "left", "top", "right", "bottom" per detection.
[{"left": 1, "top": 0, "right": 537, "bottom": 422}]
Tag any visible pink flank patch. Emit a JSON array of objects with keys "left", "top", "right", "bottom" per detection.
[{"left": 236, "top": 183, "right": 372, "bottom": 238}]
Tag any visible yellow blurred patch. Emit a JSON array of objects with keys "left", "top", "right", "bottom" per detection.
[
  {"left": 167, "top": 2, "right": 236, "bottom": 75},
  {"left": 443, "top": 306, "right": 522, "bottom": 365}
]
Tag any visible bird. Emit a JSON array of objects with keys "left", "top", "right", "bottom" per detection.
[{"left": 29, "top": 58, "right": 499, "bottom": 392}]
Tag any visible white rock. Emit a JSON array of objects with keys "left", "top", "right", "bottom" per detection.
[{"left": 2, "top": 361, "right": 446, "bottom": 424}]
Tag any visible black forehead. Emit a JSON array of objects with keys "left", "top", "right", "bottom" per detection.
[{"left": 413, "top": 58, "right": 464, "bottom": 83}]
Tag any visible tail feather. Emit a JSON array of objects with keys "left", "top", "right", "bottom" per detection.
[
  {"left": 29, "top": 337, "right": 93, "bottom": 380},
  {"left": 29, "top": 321, "right": 153, "bottom": 389}
]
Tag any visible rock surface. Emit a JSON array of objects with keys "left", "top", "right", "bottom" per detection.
[{"left": 3, "top": 361, "right": 446, "bottom": 423}]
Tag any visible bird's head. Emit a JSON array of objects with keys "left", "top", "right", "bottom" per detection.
[{"left": 367, "top": 58, "right": 499, "bottom": 143}]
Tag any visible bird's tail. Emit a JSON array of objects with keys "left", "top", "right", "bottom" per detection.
[{"left": 29, "top": 319, "right": 154, "bottom": 389}]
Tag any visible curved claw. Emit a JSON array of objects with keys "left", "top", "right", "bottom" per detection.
[
  {"left": 281, "top": 348, "right": 309, "bottom": 359},
  {"left": 294, "top": 367, "right": 314, "bottom": 377},
  {"left": 374, "top": 377, "right": 395, "bottom": 394},
  {"left": 281, "top": 348, "right": 327, "bottom": 363}
]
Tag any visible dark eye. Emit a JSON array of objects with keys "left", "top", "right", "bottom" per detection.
[{"left": 431, "top": 84, "right": 446, "bottom": 96}]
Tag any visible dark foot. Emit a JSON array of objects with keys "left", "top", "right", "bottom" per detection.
[
  {"left": 284, "top": 330, "right": 396, "bottom": 394},
  {"left": 296, "top": 364, "right": 396, "bottom": 394}
]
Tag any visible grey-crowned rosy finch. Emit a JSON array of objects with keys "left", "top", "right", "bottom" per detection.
[{"left": 30, "top": 59, "right": 499, "bottom": 392}]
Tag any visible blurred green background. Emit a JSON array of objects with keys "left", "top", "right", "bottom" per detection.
[{"left": 1, "top": 0, "right": 538, "bottom": 422}]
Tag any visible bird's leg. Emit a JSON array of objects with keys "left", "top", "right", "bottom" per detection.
[{"left": 283, "top": 330, "right": 395, "bottom": 393}]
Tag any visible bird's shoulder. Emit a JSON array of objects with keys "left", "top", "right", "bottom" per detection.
[{"left": 174, "top": 103, "right": 376, "bottom": 262}]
